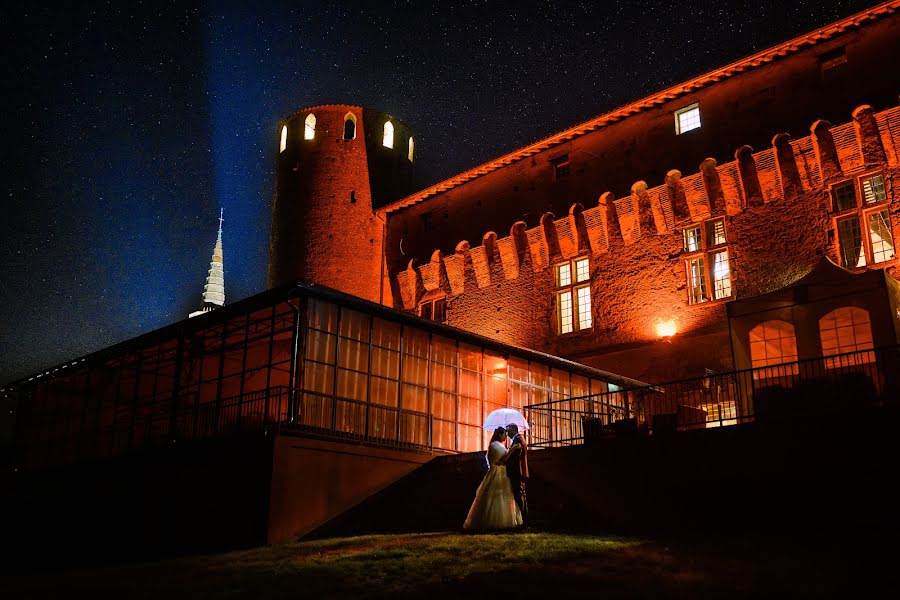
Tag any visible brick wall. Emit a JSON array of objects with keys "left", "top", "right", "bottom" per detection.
[{"left": 393, "top": 104, "right": 900, "bottom": 381}]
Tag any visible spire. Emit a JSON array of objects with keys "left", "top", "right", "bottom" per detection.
[{"left": 189, "top": 209, "right": 225, "bottom": 318}]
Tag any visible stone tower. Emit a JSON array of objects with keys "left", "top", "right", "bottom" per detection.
[
  {"left": 267, "top": 105, "right": 415, "bottom": 303},
  {"left": 189, "top": 208, "right": 225, "bottom": 318}
]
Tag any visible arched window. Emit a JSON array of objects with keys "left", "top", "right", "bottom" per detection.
[
  {"left": 279, "top": 125, "right": 287, "bottom": 153},
  {"left": 408, "top": 137, "right": 414, "bottom": 162},
  {"left": 304, "top": 113, "right": 316, "bottom": 140},
  {"left": 383, "top": 121, "right": 394, "bottom": 148},
  {"left": 343, "top": 113, "right": 356, "bottom": 140},
  {"left": 819, "top": 306, "right": 874, "bottom": 367},
  {"left": 749, "top": 320, "right": 798, "bottom": 379}
]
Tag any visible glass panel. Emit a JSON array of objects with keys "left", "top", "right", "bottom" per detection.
[
  {"left": 431, "top": 335, "right": 457, "bottom": 366},
  {"left": 556, "top": 263, "right": 571, "bottom": 288},
  {"left": 575, "top": 258, "right": 590, "bottom": 283},
  {"left": 336, "top": 368, "right": 367, "bottom": 402},
  {"left": 369, "top": 376, "right": 398, "bottom": 407},
  {"left": 576, "top": 285, "right": 592, "bottom": 329},
  {"left": 838, "top": 218, "right": 865, "bottom": 268},
  {"left": 367, "top": 406, "right": 397, "bottom": 440},
  {"left": 706, "top": 218, "right": 726, "bottom": 246},
  {"left": 430, "top": 361, "right": 456, "bottom": 393},
  {"left": 861, "top": 175, "right": 886, "bottom": 204},
  {"left": 372, "top": 318, "right": 401, "bottom": 351},
  {"left": 401, "top": 384, "right": 428, "bottom": 413},
  {"left": 558, "top": 291, "right": 574, "bottom": 334},
  {"left": 403, "top": 328, "right": 429, "bottom": 358},
  {"left": 337, "top": 338, "right": 368, "bottom": 372},
  {"left": 402, "top": 356, "right": 428, "bottom": 386},
  {"left": 868, "top": 210, "right": 895, "bottom": 264},
  {"left": 459, "top": 368, "right": 482, "bottom": 401},
  {"left": 749, "top": 320, "right": 798, "bottom": 368},
  {"left": 832, "top": 182, "right": 856, "bottom": 212},
  {"left": 683, "top": 226, "right": 701, "bottom": 252},
  {"left": 459, "top": 343, "right": 482, "bottom": 371},
  {"left": 339, "top": 309, "right": 370, "bottom": 341},
  {"left": 711, "top": 250, "right": 731, "bottom": 300},
  {"left": 305, "top": 330, "right": 337, "bottom": 365},
  {"left": 458, "top": 392, "right": 482, "bottom": 426},
  {"left": 432, "top": 391, "right": 456, "bottom": 421},
  {"left": 677, "top": 106, "right": 701, "bottom": 133},
  {"left": 509, "top": 357, "right": 529, "bottom": 383},
  {"left": 302, "top": 362, "right": 334, "bottom": 395},
  {"left": 371, "top": 347, "right": 399, "bottom": 380},
  {"left": 819, "top": 307, "right": 873, "bottom": 356},
  {"left": 687, "top": 257, "right": 707, "bottom": 304},
  {"left": 458, "top": 424, "right": 483, "bottom": 452},
  {"left": 308, "top": 299, "right": 339, "bottom": 332},
  {"left": 432, "top": 419, "right": 455, "bottom": 450}
]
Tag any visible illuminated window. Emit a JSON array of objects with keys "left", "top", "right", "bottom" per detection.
[
  {"left": 408, "top": 137, "right": 414, "bottom": 162},
  {"left": 683, "top": 217, "right": 731, "bottom": 305},
  {"left": 343, "top": 113, "right": 357, "bottom": 140},
  {"left": 304, "top": 113, "right": 316, "bottom": 140},
  {"left": 551, "top": 154, "right": 570, "bottom": 179},
  {"left": 687, "top": 257, "right": 708, "bottom": 305},
  {"left": 869, "top": 210, "right": 895, "bottom": 263},
  {"left": 674, "top": 103, "right": 701, "bottom": 135},
  {"left": 279, "top": 125, "right": 287, "bottom": 153},
  {"left": 555, "top": 257, "right": 591, "bottom": 334},
  {"left": 683, "top": 226, "right": 701, "bottom": 252},
  {"left": 711, "top": 251, "right": 731, "bottom": 300},
  {"left": 706, "top": 218, "right": 726, "bottom": 247},
  {"left": 861, "top": 174, "right": 886, "bottom": 205},
  {"left": 383, "top": 121, "right": 394, "bottom": 148},
  {"left": 819, "top": 307, "right": 874, "bottom": 367},
  {"left": 833, "top": 173, "right": 895, "bottom": 268},
  {"left": 418, "top": 297, "right": 447, "bottom": 323},
  {"left": 749, "top": 320, "right": 798, "bottom": 379}
]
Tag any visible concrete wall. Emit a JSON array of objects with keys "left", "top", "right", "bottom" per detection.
[{"left": 267, "top": 435, "right": 434, "bottom": 544}]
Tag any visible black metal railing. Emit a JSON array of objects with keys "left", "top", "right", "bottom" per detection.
[
  {"left": 15, "top": 385, "right": 439, "bottom": 471},
  {"left": 525, "top": 344, "right": 900, "bottom": 447}
]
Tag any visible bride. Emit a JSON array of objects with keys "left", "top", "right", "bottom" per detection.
[{"left": 463, "top": 427, "right": 523, "bottom": 530}]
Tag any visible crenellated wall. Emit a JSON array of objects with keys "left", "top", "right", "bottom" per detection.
[{"left": 393, "top": 104, "right": 900, "bottom": 381}]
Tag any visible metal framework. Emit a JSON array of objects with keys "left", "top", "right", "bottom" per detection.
[{"left": 6, "top": 282, "right": 639, "bottom": 471}]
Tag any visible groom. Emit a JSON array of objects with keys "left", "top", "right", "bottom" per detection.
[{"left": 505, "top": 423, "right": 529, "bottom": 527}]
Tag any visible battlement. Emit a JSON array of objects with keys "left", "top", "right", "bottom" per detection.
[{"left": 395, "top": 103, "right": 900, "bottom": 309}]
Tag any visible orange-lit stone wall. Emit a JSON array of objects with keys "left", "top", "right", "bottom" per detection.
[{"left": 394, "top": 105, "right": 900, "bottom": 382}]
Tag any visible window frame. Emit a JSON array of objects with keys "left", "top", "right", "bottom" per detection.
[
  {"left": 550, "top": 153, "right": 570, "bottom": 180},
  {"left": 682, "top": 217, "right": 732, "bottom": 306},
  {"left": 674, "top": 103, "right": 701, "bottom": 135},
  {"left": 555, "top": 257, "right": 592, "bottom": 335},
  {"left": 832, "top": 171, "right": 896, "bottom": 269},
  {"left": 304, "top": 113, "right": 316, "bottom": 140},
  {"left": 417, "top": 297, "right": 447, "bottom": 324}
]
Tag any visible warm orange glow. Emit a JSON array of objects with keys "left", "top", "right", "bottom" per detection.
[{"left": 656, "top": 320, "right": 677, "bottom": 337}]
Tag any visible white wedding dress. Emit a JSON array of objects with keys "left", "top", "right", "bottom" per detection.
[{"left": 463, "top": 441, "right": 523, "bottom": 530}]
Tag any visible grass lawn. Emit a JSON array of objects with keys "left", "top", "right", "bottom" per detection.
[{"left": 0, "top": 531, "right": 876, "bottom": 598}]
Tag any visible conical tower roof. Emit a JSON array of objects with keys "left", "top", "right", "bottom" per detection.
[{"left": 189, "top": 209, "right": 225, "bottom": 318}]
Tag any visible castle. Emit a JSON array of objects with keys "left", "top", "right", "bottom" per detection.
[
  {"left": 268, "top": 2, "right": 900, "bottom": 383},
  {"left": 3, "top": 1, "right": 900, "bottom": 556}
]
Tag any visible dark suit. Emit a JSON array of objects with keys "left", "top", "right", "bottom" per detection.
[{"left": 506, "top": 433, "right": 529, "bottom": 523}]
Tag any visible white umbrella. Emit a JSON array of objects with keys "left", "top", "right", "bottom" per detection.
[{"left": 483, "top": 407, "right": 529, "bottom": 432}]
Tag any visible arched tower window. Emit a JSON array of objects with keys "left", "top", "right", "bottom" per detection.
[
  {"left": 279, "top": 125, "right": 287, "bottom": 153},
  {"left": 819, "top": 306, "right": 874, "bottom": 367},
  {"left": 343, "top": 112, "right": 357, "bottom": 140},
  {"left": 749, "top": 320, "right": 798, "bottom": 379},
  {"left": 304, "top": 113, "right": 316, "bottom": 140},
  {"left": 408, "top": 137, "right": 414, "bottom": 162},
  {"left": 383, "top": 121, "right": 394, "bottom": 148}
]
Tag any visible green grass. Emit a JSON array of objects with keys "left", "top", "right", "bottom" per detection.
[{"left": 0, "top": 531, "right": 869, "bottom": 598}]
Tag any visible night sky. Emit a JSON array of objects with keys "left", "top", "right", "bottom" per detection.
[{"left": 2, "top": 0, "right": 880, "bottom": 384}]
